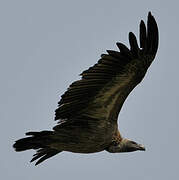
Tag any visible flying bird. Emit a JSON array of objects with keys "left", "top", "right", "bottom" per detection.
[{"left": 13, "top": 12, "right": 159, "bottom": 165}]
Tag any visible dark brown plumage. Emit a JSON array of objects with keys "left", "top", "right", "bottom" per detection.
[{"left": 13, "top": 12, "right": 159, "bottom": 165}]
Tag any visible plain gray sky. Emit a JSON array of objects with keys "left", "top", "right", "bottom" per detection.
[{"left": 1, "top": 0, "right": 178, "bottom": 179}]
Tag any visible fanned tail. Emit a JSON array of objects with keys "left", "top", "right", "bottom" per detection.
[{"left": 13, "top": 131, "right": 61, "bottom": 165}]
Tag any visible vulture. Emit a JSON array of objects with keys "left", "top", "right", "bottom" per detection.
[{"left": 13, "top": 12, "right": 159, "bottom": 165}]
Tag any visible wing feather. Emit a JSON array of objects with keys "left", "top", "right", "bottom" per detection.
[
  {"left": 129, "top": 32, "right": 139, "bottom": 57},
  {"left": 55, "top": 12, "right": 159, "bottom": 127},
  {"left": 140, "top": 20, "right": 147, "bottom": 49}
]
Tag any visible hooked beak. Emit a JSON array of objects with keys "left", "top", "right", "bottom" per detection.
[{"left": 138, "top": 144, "right": 146, "bottom": 151}]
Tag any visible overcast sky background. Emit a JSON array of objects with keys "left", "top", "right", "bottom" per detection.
[{"left": 0, "top": 0, "right": 178, "bottom": 179}]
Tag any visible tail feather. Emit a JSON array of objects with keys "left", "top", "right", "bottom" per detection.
[
  {"left": 31, "top": 148, "right": 60, "bottom": 166},
  {"left": 13, "top": 130, "right": 61, "bottom": 165}
]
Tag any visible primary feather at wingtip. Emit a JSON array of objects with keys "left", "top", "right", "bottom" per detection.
[
  {"left": 148, "top": 11, "right": 152, "bottom": 16},
  {"left": 128, "top": 32, "right": 139, "bottom": 57},
  {"left": 139, "top": 20, "right": 147, "bottom": 49},
  {"left": 116, "top": 42, "right": 132, "bottom": 59},
  {"left": 147, "top": 11, "right": 159, "bottom": 55}
]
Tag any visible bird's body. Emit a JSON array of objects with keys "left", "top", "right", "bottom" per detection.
[
  {"left": 51, "top": 116, "right": 120, "bottom": 153},
  {"left": 13, "top": 12, "right": 159, "bottom": 165}
]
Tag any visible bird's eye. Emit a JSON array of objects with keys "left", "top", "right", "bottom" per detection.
[{"left": 131, "top": 141, "right": 137, "bottom": 145}]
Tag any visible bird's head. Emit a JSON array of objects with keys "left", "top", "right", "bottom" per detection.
[{"left": 106, "top": 138, "right": 145, "bottom": 153}]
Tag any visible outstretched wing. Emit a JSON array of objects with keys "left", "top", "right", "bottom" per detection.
[{"left": 54, "top": 12, "right": 159, "bottom": 127}]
